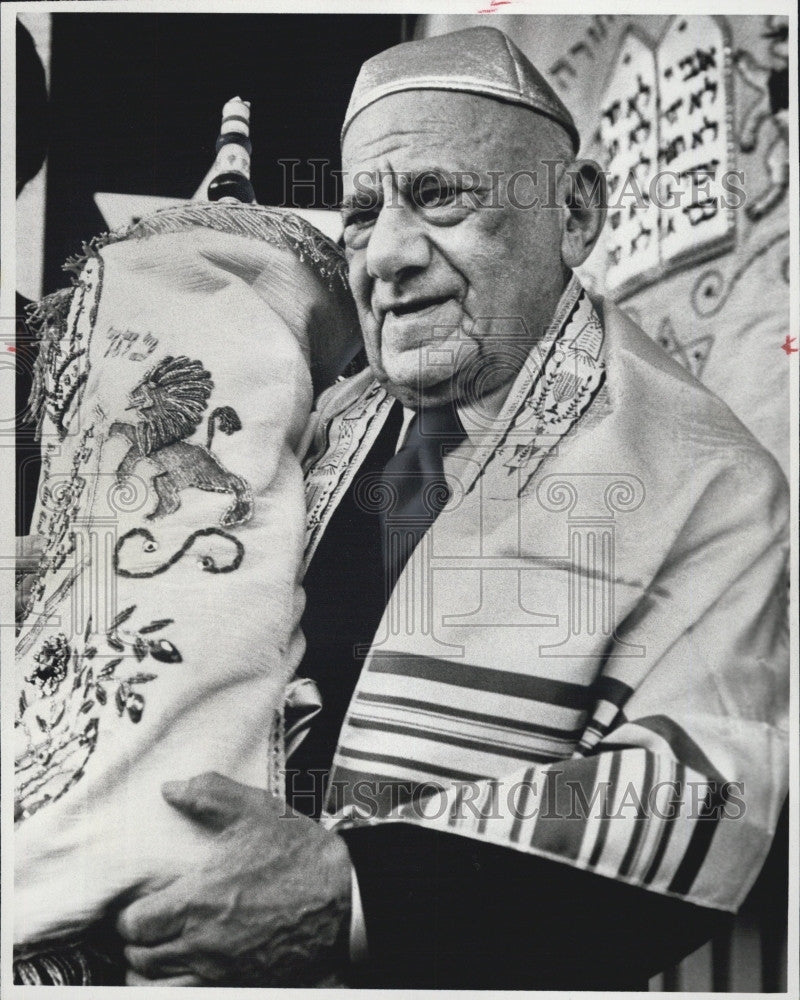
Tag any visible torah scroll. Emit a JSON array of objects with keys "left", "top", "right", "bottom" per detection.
[{"left": 15, "top": 204, "right": 360, "bottom": 951}]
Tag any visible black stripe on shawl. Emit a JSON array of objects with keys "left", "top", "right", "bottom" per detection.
[
  {"left": 628, "top": 714, "right": 728, "bottom": 783},
  {"left": 346, "top": 716, "right": 563, "bottom": 762},
  {"left": 477, "top": 778, "right": 501, "bottom": 835},
  {"left": 509, "top": 767, "right": 537, "bottom": 844},
  {"left": 530, "top": 755, "right": 602, "bottom": 861},
  {"left": 617, "top": 750, "right": 656, "bottom": 877},
  {"left": 356, "top": 690, "right": 585, "bottom": 741},
  {"left": 642, "top": 762, "right": 685, "bottom": 885},
  {"left": 592, "top": 675, "right": 634, "bottom": 707},
  {"left": 336, "top": 745, "right": 485, "bottom": 784},
  {"left": 369, "top": 653, "right": 593, "bottom": 710},
  {"left": 667, "top": 782, "right": 727, "bottom": 896},
  {"left": 588, "top": 751, "right": 622, "bottom": 867}
]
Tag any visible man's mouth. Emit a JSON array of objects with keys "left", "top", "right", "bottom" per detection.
[{"left": 383, "top": 295, "right": 450, "bottom": 319}]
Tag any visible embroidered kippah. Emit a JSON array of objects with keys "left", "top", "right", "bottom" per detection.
[{"left": 342, "top": 26, "right": 579, "bottom": 152}]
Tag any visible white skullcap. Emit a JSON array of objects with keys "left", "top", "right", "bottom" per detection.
[{"left": 342, "top": 26, "right": 579, "bottom": 152}]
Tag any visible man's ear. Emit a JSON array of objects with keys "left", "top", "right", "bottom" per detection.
[{"left": 559, "top": 160, "right": 607, "bottom": 269}]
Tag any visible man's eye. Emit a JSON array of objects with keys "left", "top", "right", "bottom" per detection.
[
  {"left": 411, "top": 174, "right": 458, "bottom": 208},
  {"left": 343, "top": 209, "right": 377, "bottom": 229},
  {"left": 342, "top": 209, "right": 376, "bottom": 250},
  {"left": 342, "top": 211, "right": 376, "bottom": 250}
]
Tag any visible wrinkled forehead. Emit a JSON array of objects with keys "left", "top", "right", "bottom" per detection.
[{"left": 341, "top": 90, "right": 551, "bottom": 188}]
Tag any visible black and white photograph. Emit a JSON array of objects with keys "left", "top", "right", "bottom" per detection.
[{"left": 3, "top": 2, "right": 797, "bottom": 993}]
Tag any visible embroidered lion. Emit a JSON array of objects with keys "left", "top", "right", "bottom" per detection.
[{"left": 110, "top": 355, "right": 253, "bottom": 526}]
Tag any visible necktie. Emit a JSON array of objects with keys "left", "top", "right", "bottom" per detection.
[{"left": 378, "top": 401, "right": 467, "bottom": 590}]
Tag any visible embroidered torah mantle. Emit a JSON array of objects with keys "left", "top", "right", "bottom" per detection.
[{"left": 15, "top": 205, "right": 359, "bottom": 946}]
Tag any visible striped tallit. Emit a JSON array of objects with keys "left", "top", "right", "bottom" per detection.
[{"left": 304, "top": 277, "right": 789, "bottom": 913}]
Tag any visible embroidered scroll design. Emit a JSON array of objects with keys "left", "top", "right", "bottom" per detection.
[
  {"left": 110, "top": 356, "right": 252, "bottom": 527},
  {"left": 27, "top": 257, "right": 103, "bottom": 440},
  {"left": 17, "top": 426, "right": 97, "bottom": 633},
  {"left": 113, "top": 526, "right": 245, "bottom": 578},
  {"left": 490, "top": 288, "right": 607, "bottom": 495},
  {"left": 36, "top": 433, "right": 91, "bottom": 573}
]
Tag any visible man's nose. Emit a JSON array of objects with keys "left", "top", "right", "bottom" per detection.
[{"left": 366, "top": 201, "right": 431, "bottom": 283}]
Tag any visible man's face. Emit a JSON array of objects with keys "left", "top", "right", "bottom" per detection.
[{"left": 341, "top": 90, "right": 571, "bottom": 409}]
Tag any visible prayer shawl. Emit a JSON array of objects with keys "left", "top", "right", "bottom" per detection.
[
  {"left": 305, "top": 277, "right": 789, "bottom": 913},
  {"left": 15, "top": 204, "right": 360, "bottom": 950}
]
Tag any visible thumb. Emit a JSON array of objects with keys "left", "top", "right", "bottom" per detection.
[{"left": 162, "top": 771, "right": 257, "bottom": 831}]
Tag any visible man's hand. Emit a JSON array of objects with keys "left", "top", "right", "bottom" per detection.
[{"left": 116, "top": 772, "right": 352, "bottom": 986}]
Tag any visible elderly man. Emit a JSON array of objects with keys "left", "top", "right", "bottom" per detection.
[{"left": 117, "top": 27, "right": 788, "bottom": 989}]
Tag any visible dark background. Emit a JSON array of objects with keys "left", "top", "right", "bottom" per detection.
[
  {"left": 16, "top": 13, "right": 410, "bottom": 534},
  {"left": 39, "top": 13, "right": 409, "bottom": 293}
]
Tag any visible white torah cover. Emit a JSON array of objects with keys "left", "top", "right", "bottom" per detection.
[{"left": 15, "top": 205, "right": 360, "bottom": 948}]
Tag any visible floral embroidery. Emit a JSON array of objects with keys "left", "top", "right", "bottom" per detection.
[
  {"left": 28, "top": 634, "right": 71, "bottom": 696},
  {"left": 15, "top": 610, "right": 181, "bottom": 824}
]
